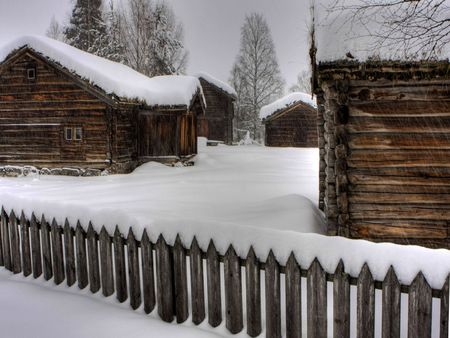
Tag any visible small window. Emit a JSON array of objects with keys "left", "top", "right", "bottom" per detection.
[
  {"left": 65, "top": 127, "right": 73, "bottom": 140},
  {"left": 27, "top": 67, "right": 36, "bottom": 80},
  {"left": 74, "top": 127, "right": 82, "bottom": 141}
]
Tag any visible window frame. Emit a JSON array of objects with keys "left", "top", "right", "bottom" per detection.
[
  {"left": 26, "top": 67, "right": 36, "bottom": 81},
  {"left": 74, "top": 127, "right": 82, "bottom": 141},
  {"left": 65, "top": 127, "right": 73, "bottom": 141}
]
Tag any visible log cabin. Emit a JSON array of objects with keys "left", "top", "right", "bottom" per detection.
[
  {"left": 260, "top": 92, "right": 318, "bottom": 148},
  {"left": 0, "top": 36, "right": 205, "bottom": 175},
  {"left": 313, "top": 9, "right": 450, "bottom": 248},
  {"left": 195, "top": 72, "right": 236, "bottom": 144}
]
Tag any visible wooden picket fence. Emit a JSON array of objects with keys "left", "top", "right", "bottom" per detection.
[{"left": 0, "top": 207, "right": 449, "bottom": 338}]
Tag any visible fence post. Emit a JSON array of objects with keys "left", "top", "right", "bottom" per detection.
[
  {"left": 173, "top": 235, "right": 188, "bottom": 323},
  {"left": 100, "top": 226, "right": 114, "bottom": 297},
  {"left": 75, "top": 222, "right": 88, "bottom": 289},
  {"left": 0, "top": 208, "right": 11, "bottom": 271},
  {"left": 307, "top": 258, "right": 327, "bottom": 338},
  {"left": 408, "top": 272, "right": 432, "bottom": 338},
  {"left": 41, "top": 215, "right": 53, "bottom": 280},
  {"left": 64, "top": 219, "right": 76, "bottom": 287},
  {"left": 266, "top": 250, "right": 281, "bottom": 338},
  {"left": 156, "top": 234, "right": 175, "bottom": 322},
  {"left": 20, "top": 212, "right": 32, "bottom": 277},
  {"left": 286, "top": 253, "right": 301, "bottom": 338},
  {"left": 334, "top": 260, "right": 350, "bottom": 338},
  {"left": 357, "top": 263, "right": 375, "bottom": 338},
  {"left": 87, "top": 223, "right": 100, "bottom": 293},
  {"left": 224, "top": 245, "right": 243, "bottom": 334},
  {"left": 207, "top": 240, "right": 222, "bottom": 327},
  {"left": 141, "top": 230, "right": 155, "bottom": 314},
  {"left": 382, "top": 266, "right": 400, "bottom": 338},
  {"left": 127, "top": 228, "right": 141, "bottom": 310},
  {"left": 190, "top": 237, "right": 205, "bottom": 325},
  {"left": 9, "top": 210, "right": 21, "bottom": 274},
  {"left": 30, "top": 213, "right": 42, "bottom": 278},
  {"left": 440, "top": 275, "right": 449, "bottom": 338},
  {"left": 51, "top": 218, "right": 65, "bottom": 285},
  {"left": 245, "top": 247, "right": 261, "bottom": 337},
  {"left": 113, "top": 226, "right": 127, "bottom": 303}
]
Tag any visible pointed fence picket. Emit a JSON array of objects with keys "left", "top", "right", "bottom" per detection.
[{"left": 0, "top": 207, "right": 448, "bottom": 338}]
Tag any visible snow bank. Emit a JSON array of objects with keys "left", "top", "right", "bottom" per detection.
[
  {"left": 196, "top": 72, "right": 237, "bottom": 98},
  {"left": 0, "top": 35, "right": 203, "bottom": 107},
  {"left": 259, "top": 92, "right": 317, "bottom": 120}
]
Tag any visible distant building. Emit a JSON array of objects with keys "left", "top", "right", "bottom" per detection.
[
  {"left": 0, "top": 36, "right": 205, "bottom": 175},
  {"left": 260, "top": 93, "right": 318, "bottom": 148},
  {"left": 196, "top": 73, "right": 236, "bottom": 144}
]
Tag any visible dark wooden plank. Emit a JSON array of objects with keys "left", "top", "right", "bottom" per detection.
[
  {"left": 51, "top": 218, "right": 65, "bottom": 285},
  {"left": 30, "top": 213, "right": 42, "bottom": 278},
  {"left": 87, "top": 223, "right": 100, "bottom": 293},
  {"left": 99, "top": 226, "right": 114, "bottom": 297},
  {"left": 357, "top": 263, "right": 375, "bottom": 338},
  {"left": 207, "top": 240, "right": 222, "bottom": 327},
  {"left": 440, "top": 275, "right": 449, "bottom": 338},
  {"left": 20, "top": 212, "right": 32, "bottom": 277},
  {"left": 173, "top": 235, "right": 188, "bottom": 323},
  {"left": 155, "top": 235, "right": 174, "bottom": 322},
  {"left": 307, "top": 258, "right": 327, "bottom": 338},
  {"left": 9, "top": 211, "right": 21, "bottom": 274},
  {"left": 408, "top": 272, "right": 432, "bottom": 338},
  {"left": 245, "top": 247, "right": 261, "bottom": 337},
  {"left": 127, "top": 228, "right": 141, "bottom": 310},
  {"left": 382, "top": 266, "right": 400, "bottom": 338},
  {"left": 224, "top": 245, "right": 243, "bottom": 334},
  {"left": 286, "top": 253, "right": 301, "bottom": 338},
  {"left": 41, "top": 215, "right": 53, "bottom": 280},
  {"left": 333, "top": 260, "right": 350, "bottom": 338},
  {"left": 265, "top": 250, "right": 281, "bottom": 338},
  {"left": 75, "top": 222, "right": 88, "bottom": 289},
  {"left": 113, "top": 226, "right": 127, "bottom": 302},
  {"left": 141, "top": 229, "right": 155, "bottom": 314},
  {"left": 63, "top": 219, "right": 76, "bottom": 287},
  {"left": 0, "top": 208, "right": 11, "bottom": 271},
  {"left": 190, "top": 237, "right": 205, "bottom": 325},
  {"left": 0, "top": 208, "right": 4, "bottom": 267}
]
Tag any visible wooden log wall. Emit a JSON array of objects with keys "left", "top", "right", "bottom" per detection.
[
  {"left": 0, "top": 206, "right": 448, "bottom": 338},
  {"left": 264, "top": 103, "right": 318, "bottom": 148},
  {"left": 0, "top": 51, "right": 110, "bottom": 170},
  {"left": 317, "top": 63, "right": 450, "bottom": 248}
]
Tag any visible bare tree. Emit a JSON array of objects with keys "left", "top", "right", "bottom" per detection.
[
  {"left": 46, "top": 16, "right": 65, "bottom": 42},
  {"left": 325, "top": 0, "right": 449, "bottom": 59},
  {"left": 289, "top": 70, "right": 311, "bottom": 93},
  {"left": 230, "top": 13, "right": 285, "bottom": 141}
]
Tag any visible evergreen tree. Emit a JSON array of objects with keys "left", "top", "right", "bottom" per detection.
[{"left": 100, "top": 0, "right": 127, "bottom": 63}]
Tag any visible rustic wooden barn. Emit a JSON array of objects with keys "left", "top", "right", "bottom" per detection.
[
  {"left": 196, "top": 73, "right": 236, "bottom": 144},
  {"left": 260, "top": 92, "right": 318, "bottom": 147},
  {"left": 0, "top": 36, "right": 205, "bottom": 175},
  {"left": 314, "top": 60, "right": 450, "bottom": 248}
]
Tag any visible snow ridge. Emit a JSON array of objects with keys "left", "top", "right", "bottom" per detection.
[
  {"left": 195, "top": 72, "right": 237, "bottom": 98},
  {"left": 260, "top": 92, "right": 317, "bottom": 120}
]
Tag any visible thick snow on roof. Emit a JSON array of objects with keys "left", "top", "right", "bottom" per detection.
[
  {"left": 315, "top": 0, "right": 450, "bottom": 62},
  {"left": 195, "top": 72, "right": 237, "bottom": 98},
  {"left": 0, "top": 35, "right": 203, "bottom": 108},
  {"left": 260, "top": 92, "right": 317, "bottom": 120}
]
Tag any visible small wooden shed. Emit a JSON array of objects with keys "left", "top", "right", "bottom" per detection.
[
  {"left": 0, "top": 36, "right": 205, "bottom": 175},
  {"left": 196, "top": 72, "right": 236, "bottom": 144},
  {"left": 260, "top": 92, "right": 318, "bottom": 147}
]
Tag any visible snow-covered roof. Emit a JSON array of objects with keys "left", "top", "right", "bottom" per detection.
[
  {"left": 260, "top": 92, "right": 317, "bottom": 120},
  {"left": 0, "top": 35, "right": 204, "bottom": 108},
  {"left": 195, "top": 72, "right": 237, "bottom": 98}
]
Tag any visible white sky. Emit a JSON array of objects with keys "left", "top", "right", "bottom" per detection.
[{"left": 0, "top": 0, "right": 311, "bottom": 89}]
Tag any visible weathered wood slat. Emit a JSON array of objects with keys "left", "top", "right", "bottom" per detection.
[
  {"left": 382, "top": 266, "right": 400, "bottom": 338},
  {"left": 207, "top": 240, "right": 222, "bottom": 327},
  {"left": 155, "top": 235, "right": 174, "bottom": 322},
  {"left": 141, "top": 230, "right": 155, "bottom": 314},
  {"left": 63, "top": 219, "right": 76, "bottom": 286},
  {"left": 113, "top": 226, "right": 127, "bottom": 303},
  {"left": 265, "top": 251, "right": 281, "bottom": 338},
  {"left": 99, "top": 226, "right": 114, "bottom": 297},
  {"left": 127, "top": 228, "right": 141, "bottom": 310},
  {"left": 224, "top": 245, "right": 243, "bottom": 334},
  {"left": 9, "top": 211, "right": 21, "bottom": 274},
  {"left": 357, "top": 264, "right": 375, "bottom": 338},
  {"left": 20, "top": 212, "right": 31, "bottom": 277},
  {"left": 307, "top": 259, "right": 327, "bottom": 338},
  {"left": 190, "top": 237, "right": 205, "bottom": 325},
  {"left": 30, "top": 213, "right": 42, "bottom": 278},
  {"left": 440, "top": 275, "right": 449, "bottom": 338},
  {"left": 87, "top": 223, "right": 100, "bottom": 293},
  {"left": 334, "top": 260, "right": 350, "bottom": 338},
  {"left": 75, "top": 222, "right": 88, "bottom": 289},
  {"left": 408, "top": 272, "right": 432, "bottom": 338},
  {"left": 41, "top": 215, "right": 53, "bottom": 280},
  {"left": 0, "top": 209, "right": 4, "bottom": 267},
  {"left": 0, "top": 208, "right": 11, "bottom": 270},
  {"left": 173, "top": 235, "right": 188, "bottom": 323},
  {"left": 245, "top": 247, "right": 261, "bottom": 337},
  {"left": 51, "top": 219, "right": 65, "bottom": 284},
  {"left": 285, "top": 253, "right": 301, "bottom": 338}
]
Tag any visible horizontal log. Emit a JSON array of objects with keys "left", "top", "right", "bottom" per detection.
[
  {"left": 349, "top": 222, "right": 448, "bottom": 239},
  {"left": 348, "top": 85, "right": 450, "bottom": 101},
  {"left": 349, "top": 101, "right": 450, "bottom": 117},
  {"left": 350, "top": 192, "right": 450, "bottom": 204},
  {"left": 349, "top": 204, "right": 450, "bottom": 221},
  {"left": 349, "top": 133, "right": 450, "bottom": 150},
  {"left": 347, "top": 116, "right": 450, "bottom": 133},
  {"left": 348, "top": 167, "right": 450, "bottom": 178},
  {"left": 349, "top": 184, "right": 450, "bottom": 195}
]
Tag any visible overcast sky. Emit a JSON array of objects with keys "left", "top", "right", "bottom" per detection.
[{"left": 0, "top": 0, "right": 311, "bottom": 89}]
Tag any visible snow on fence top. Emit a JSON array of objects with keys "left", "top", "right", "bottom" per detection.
[
  {"left": 259, "top": 92, "right": 317, "bottom": 120},
  {"left": 195, "top": 72, "right": 237, "bottom": 98},
  {"left": 0, "top": 35, "right": 203, "bottom": 108}
]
